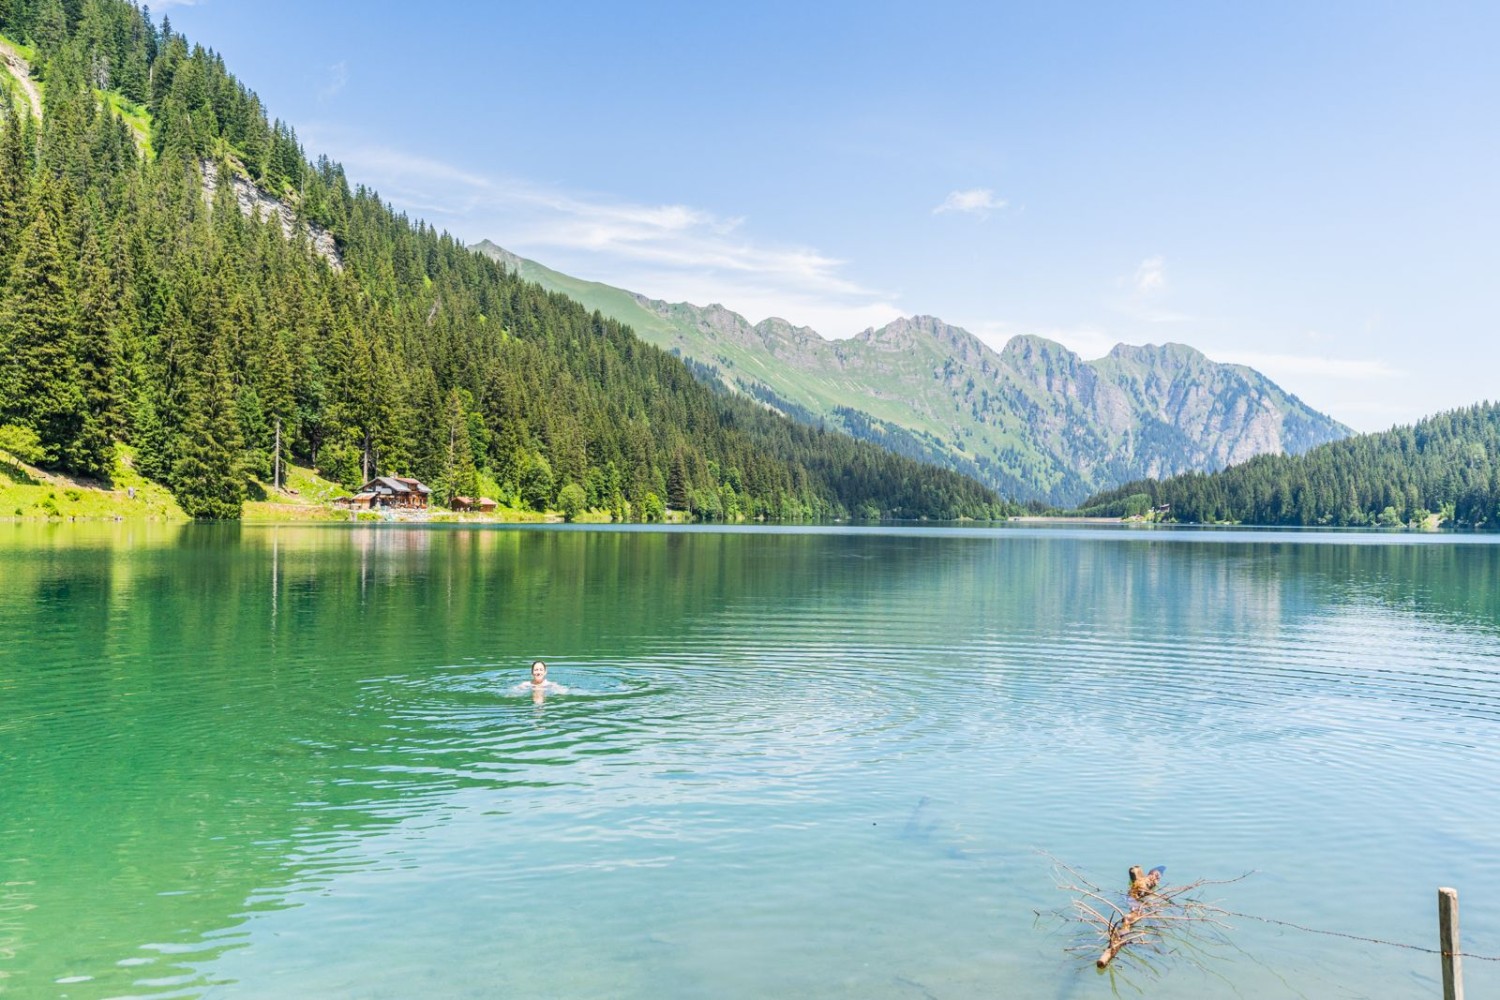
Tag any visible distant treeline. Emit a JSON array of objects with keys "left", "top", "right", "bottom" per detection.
[
  {"left": 0, "top": 0, "right": 1013, "bottom": 520},
  {"left": 1078, "top": 402, "right": 1500, "bottom": 528}
]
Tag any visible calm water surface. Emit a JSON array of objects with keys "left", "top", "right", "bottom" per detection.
[{"left": 2, "top": 523, "right": 1499, "bottom": 998}]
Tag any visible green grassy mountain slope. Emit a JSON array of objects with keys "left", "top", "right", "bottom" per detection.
[{"left": 477, "top": 242, "right": 1351, "bottom": 505}]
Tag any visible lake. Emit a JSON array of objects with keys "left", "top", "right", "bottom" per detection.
[{"left": 2, "top": 522, "right": 1498, "bottom": 998}]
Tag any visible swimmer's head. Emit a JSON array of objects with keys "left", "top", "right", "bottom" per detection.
[{"left": 530, "top": 660, "right": 547, "bottom": 684}]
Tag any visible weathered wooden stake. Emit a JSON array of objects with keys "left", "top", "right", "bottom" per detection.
[
  {"left": 1439, "top": 886, "right": 1463, "bottom": 1000},
  {"left": 273, "top": 416, "right": 282, "bottom": 491}
]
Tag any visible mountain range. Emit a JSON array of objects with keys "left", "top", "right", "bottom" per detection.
[{"left": 476, "top": 241, "right": 1351, "bottom": 505}]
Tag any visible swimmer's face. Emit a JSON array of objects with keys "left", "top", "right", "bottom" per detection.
[{"left": 530, "top": 662, "right": 547, "bottom": 684}]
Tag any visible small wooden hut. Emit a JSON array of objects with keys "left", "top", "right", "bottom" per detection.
[{"left": 352, "top": 476, "right": 432, "bottom": 509}]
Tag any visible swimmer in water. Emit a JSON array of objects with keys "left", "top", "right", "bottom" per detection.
[{"left": 525, "top": 660, "right": 565, "bottom": 702}]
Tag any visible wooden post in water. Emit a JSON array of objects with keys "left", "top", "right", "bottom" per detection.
[{"left": 1439, "top": 886, "right": 1463, "bottom": 1000}]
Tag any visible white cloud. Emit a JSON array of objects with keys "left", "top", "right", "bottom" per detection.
[
  {"left": 1132, "top": 255, "right": 1166, "bottom": 295},
  {"left": 933, "top": 188, "right": 1007, "bottom": 218},
  {"left": 304, "top": 133, "right": 898, "bottom": 337},
  {"left": 1210, "top": 350, "right": 1401, "bottom": 381},
  {"left": 318, "top": 61, "right": 348, "bottom": 102},
  {"left": 312, "top": 141, "right": 495, "bottom": 191},
  {"left": 151, "top": 0, "right": 198, "bottom": 7},
  {"left": 1110, "top": 255, "right": 1196, "bottom": 323}
]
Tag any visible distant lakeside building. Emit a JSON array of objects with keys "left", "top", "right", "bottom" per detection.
[{"left": 336, "top": 476, "right": 433, "bottom": 510}]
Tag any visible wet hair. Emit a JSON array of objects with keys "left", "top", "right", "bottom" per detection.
[{"left": 531, "top": 660, "right": 547, "bottom": 673}]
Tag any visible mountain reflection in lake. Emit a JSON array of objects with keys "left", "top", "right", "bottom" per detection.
[{"left": 2, "top": 523, "right": 1498, "bottom": 998}]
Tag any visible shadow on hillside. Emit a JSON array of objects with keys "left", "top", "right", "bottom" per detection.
[{"left": 0, "top": 456, "right": 40, "bottom": 484}]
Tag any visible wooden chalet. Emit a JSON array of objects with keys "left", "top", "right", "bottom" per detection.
[
  {"left": 339, "top": 476, "right": 433, "bottom": 510},
  {"left": 450, "top": 496, "right": 498, "bottom": 513}
]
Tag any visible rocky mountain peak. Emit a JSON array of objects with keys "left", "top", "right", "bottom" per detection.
[{"left": 1106, "top": 341, "right": 1211, "bottom": 370}]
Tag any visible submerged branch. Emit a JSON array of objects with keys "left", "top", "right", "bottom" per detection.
[{"left": 1041, "top": 853, "right": 1252, "bottom": 984}]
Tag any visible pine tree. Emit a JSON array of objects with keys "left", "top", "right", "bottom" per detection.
[
  {"left": 434, "top": 386, "right": 477, "bottom": 504},
  {"left": 0, "top": 98, "right": 31, "bottom": 271},
  {"left": 258, "top": 329, "right": 297, "bottom": 477},
  {"left": 70, "top": 228, "right": 117, "bottom": 477},
  {"left": 234, "top": 382, "right": 270, "bottom": 478},
  {"left": 172, "top": 340, "right": 244, "bottom": 519},
  {"left": 0, "top": 199, "right": 85, "bottom": 467},
  {"left": 133, "top": 293, "right": 191, "bottom": 482},
  {"left": 30, "top": 0, "right": 66, "bottom": 52}
]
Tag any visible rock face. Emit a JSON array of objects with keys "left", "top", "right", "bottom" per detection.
[
  {"left": 476, "top": 242, "right": 1351, "bottom": 505},
  {"left": 201, "top": 160, "right": 342, "bottom": 271}
]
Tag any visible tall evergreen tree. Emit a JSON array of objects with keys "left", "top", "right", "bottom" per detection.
[
  {"left": 0, "top": 98, "right": 30, "bottom": 270},
  {"left": 0, "top": 199, "right": 85, "bottom": 467},
  {"left": 70, "top": 228, "right": 116, "bottom": 477},
  {"left": 172, "top": 340, "right": 244, "bottom": 519},
  {"left": 433, "top": 386, "right": 477, "bottom": 504}
]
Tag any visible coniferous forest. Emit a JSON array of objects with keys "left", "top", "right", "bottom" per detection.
[
  {"left": 1078, "top": 402, "right": 1500, "bottom": 528},
  {"left": 0, "top": 0, "right": 1015, "bottom": 521}
]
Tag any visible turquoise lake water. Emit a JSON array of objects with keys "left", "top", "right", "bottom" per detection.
[{"left": 2, "top": 522, "right": 1499, "bottom": 998}]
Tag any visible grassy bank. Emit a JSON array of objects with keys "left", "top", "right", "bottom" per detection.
[
  {"left": 3, "top": 450, "right": 676, "bottom": 526},
  {"left": 0, "top": 446, "right": 184, "bottom": 521}
]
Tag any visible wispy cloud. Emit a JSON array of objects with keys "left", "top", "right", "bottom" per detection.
[
  {"left": 1210, "top": 350, "right": 1401, "bottom": 381},
  {"left": 151, "top": 0, "right": 198, "bottom": 7},
  {"left": 306, "top": 133, "right": 901, "bottom": 337},
  {"left": 933, "top": 188, "right": 1007, "bottom": 219},
  {"left": 1132, "top": 255, "right": 1166, "bottom": 295},
  {"left": 1112, "top": 254, "right": 1194, "bottom": 323},
  {"left": 318, "top": 61, "right": 348, "bottom": 102}
]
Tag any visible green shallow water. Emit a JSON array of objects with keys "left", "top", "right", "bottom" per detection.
[{"left": 2, "top": 522, "right": 1499, "bottom": 998}]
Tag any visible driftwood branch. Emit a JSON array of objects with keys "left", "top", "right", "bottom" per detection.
[{"left": 1041, "top": 854, "right": 1252, "bottom": 983}]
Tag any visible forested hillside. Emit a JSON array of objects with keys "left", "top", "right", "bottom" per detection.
[
  {"left": 1078, "top": 402, "right": 1500, "bottom": 528},
  {"left": 0, "top": 0, "right": 1011, "bottom": 521}
]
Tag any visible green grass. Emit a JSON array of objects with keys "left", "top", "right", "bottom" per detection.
[
  {"left": 284, "top": 463, "right": 352, "bottom": 501},
  {"left": 242, "top": 463, "right": 353, "bottom": 521},
  {"left": 243, "top": 501, "right": 350, "bottom": 522},
  {"left": 0, "top": 444, "right": 184, "bottom": 521},
  {"left": 100, "top": 90, "right": 153, "bottom": 158},
  {"left": 474, "top": 242, "right": 680, "bottom": 343},
  {"left": 0, "top": 32, "right": 43, "bottom": 117},
  {"left": 0, "top": 32, "right": 38, "bottom": 63}
]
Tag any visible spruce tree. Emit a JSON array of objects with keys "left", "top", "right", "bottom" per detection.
[
  {"left": 434, "top": 386, "right": 477, "bottom": 504},
  {"left": 234, "top": 382, "right": 270, "bottom": 479},
  {"left": 0, "top": 200, "right": 85, "bottom": 467},
  {"left": 172, "top": 340, "right": 245, "bottom": 519},
  {"left": 0, "top": 98, "right": 29, "bottom": 270},
  {"left": 133, "top": 293, "right": 191, "bottom": 481},
  {"left": 70, "top": 228, "right": 117, "bottom": 478}
]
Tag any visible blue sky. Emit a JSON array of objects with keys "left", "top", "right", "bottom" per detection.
[{"left": 156, "top": 1, "right": 1498, "bottom": 431}]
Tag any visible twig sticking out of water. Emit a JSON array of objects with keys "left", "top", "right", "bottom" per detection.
[{"left": 1042, "top": 854, "right": 1251, "bottom": 982}]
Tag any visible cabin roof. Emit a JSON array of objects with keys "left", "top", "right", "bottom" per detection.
[{"left": 364, "top": 476, "right": 432, "bottom": 495}]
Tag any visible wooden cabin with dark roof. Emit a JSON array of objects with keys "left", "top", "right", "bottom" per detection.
[{"left": 344, "top": 476, "right": 432, "bottom": 509}]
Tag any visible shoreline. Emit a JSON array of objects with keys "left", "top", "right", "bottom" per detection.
[{"left": 1008, "top": 515, "right": 1126, "bottom": 524}]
